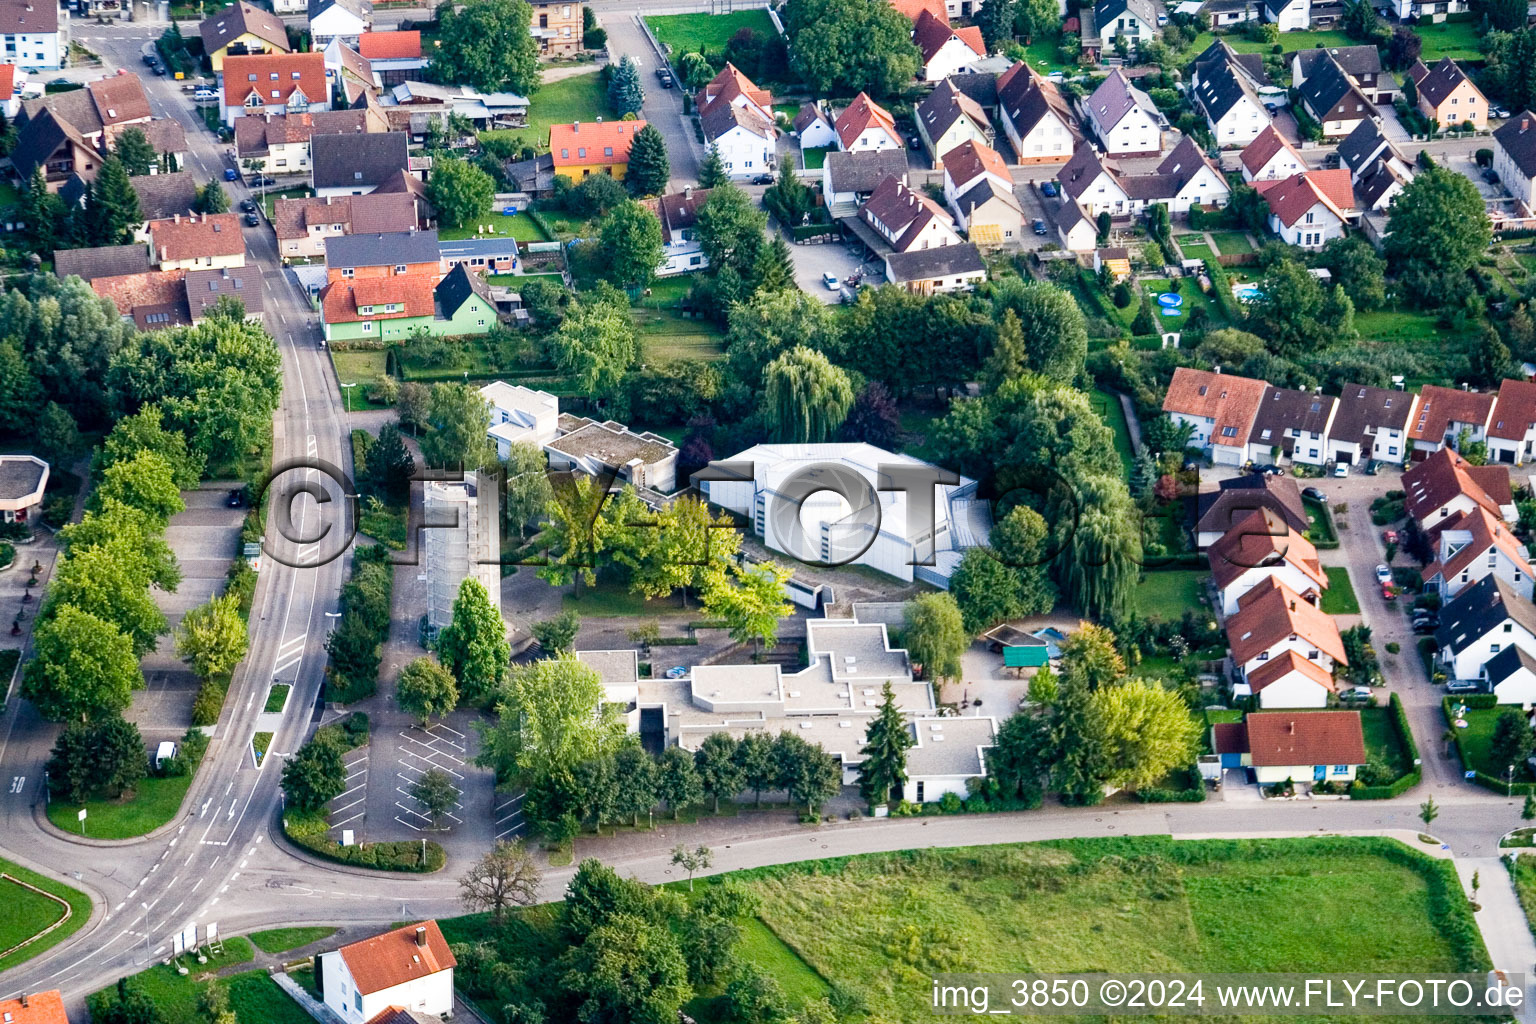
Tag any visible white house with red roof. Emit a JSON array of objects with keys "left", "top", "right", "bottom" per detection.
[
  {"left": 1485, "top": 378, "right": 1536, "bottom": 466},
  {"left": 912, "top": 8, "right": 986, "bottom": 82},
  {"left": 1209, "top": 507, "right": 1328, "bottom": 615},
  {"left": 1403, "top": 446, "right": 1515, "bottom": 527},
  {"left": 835, "top": 92, "right": 904, "bottom": 152},
  {"left": 0, "top": 63, "right": 23, "bottom": 119},
  {"left": 320, "top": 922, "right": 456, "bottom": 1024},
  {"left": 1239, "top": 124, "right": 1305, "bottom": 182},
  {"left": 1422, "top": 505, "right": 1534, "bottom": 602},
  {"left": 941, "top": 140, "right": 1011, "bottom": 204},
  {"left": 858, "top": 175, "right": 962, "bottom": 252},
  {"left": 1162, "top": 366, "right": 1269, "bottom": 466},
  {"left": 221, "top": 52, "right": 330, "bottom": 127},
  {"left": 1254, "top": 168, "right": 1353, "bottom": 248},
  {"left": 695, "top": 63, "right": 776, "bottom": 178},
  {"left": 1241, "top": 650, "right": 1339, "bottom": 708}
]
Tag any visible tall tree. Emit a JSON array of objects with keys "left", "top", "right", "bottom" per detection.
[
  {"left": 840, "top": 380, "right": 902, "bottom": 448},
  {"left": 363, "top": 422, "right": 417, "bottom": 502},
  {"left": 547, "top": 287, "right": 640, "bottom": 399},
  {"left": 701, "top": 562, "right": 793, "bottom": 653},
  {"left": 596, "top": 199, "right": 664, "bottom": 289},
  {"left": 723, "top": 286, "right": 835, "bottom": 386},
  {"left": 560, "top": 914, "right": 693, "bottom": 1024},
  {"left": 1384, "top": 167, "right": 1492, "bottom": 309},
  {"left": 427, "top": 157, "right": 495, "bottom": 229},
  {"left": 987, "top": 278, "right": 1088, "bottom": 385},
  {"left": 607, "top": 55, "right": 644, "bottom": 116},
  {"left": 903, "top": 592, "right": 967, "bottom": 683},
  {"left": 783, "top": 0, "right": 922, "bottom": 96},
  {"left": 93, "top": 449, "right": 185, "bottom": 527},
  {"left": 989, "top": 504, "right": 1057, "bottom": 614},
  {"left": 987, "top": 710, "right": 1050, "bottom": 800},
  {"left": 430, "top": 0, "right": 541, "bottom": 94},
  {"left": 46, "top": 541, "right": 171, "bottom": 657},
  {"left": 114, "top": 127, "right": 157, "bottom": 177},
  {"left": 281, "top": 733, "right": 347, "bottom": 811},
  {"left": 476, "top": 653, "right": 625, "bottom": 787},
  {"left": 856, "top": 681, "right": 913, "bottom": 807},
  {"left": 624, "top": 124, "right": 670, "bottom": 196},
  {"left": 734, "top": 731, "right": 777, "bottom": 806},
  {"left": 694, "top": 732, "right": 744, "bottom": 812},
  {"left": 22, "top": 168, "right": 65, "bottom": 255},
  {"left": 46, "top": 714, "right": 146, "bottom": 802},
  {"left": 436, "top": 578, "right": 510, "bottom": 707},
  {"left": 421, "top": 382, "right": 495, "bottom": 469},
  {"left": 1051, "top": 473, "right": 1141, "bottom": 621},
  {"left": 86, "top": 156, "right": 143, "bottom": 246},
  {"left": 774, "top": 732, "right": 842, "bottom": 815},
  {"left": 412, "top": 768, "right": 462, "bottom": 827},
  {"left": 458, "top": 839, "right": 542, "bottom": 921},
  {"left": 530, "top": 610, "right": 580, "bottom": 653},
  {"left": 655, "top": 744, "right": 703, "bottom": 817},
  {"left": 175, "top": 592, "right": 249, "bottom": 681},
  {"left": 195, "top": 180, "right": 230, "bottom": 214},
  {"left": 37, "top": 400, "right": 82, "bottom": 462},
  {"left": 502, "top": 440, "right": 554, "bottom": 539},
  {"left": 24, "top": 605, "right": 142, "bottom": 721},
  {"left": 1491, "top": 708, "right": 1536, "bottom": 770},
  {"left": 1089, "top": 678, "right": 1201, "bottom": 791},
  {"left": 948, "top": 546, "right": 1026, "bottom": 634},
  {"left": 612, "top": 741, "right": 658, "bottom": 826},
  {"left": 397, "top": 656, "right": 460, "bottom": 723},
  {"left": 697, "top": 144, "right": 729, "bottom": 188},
  {"left": 762, "top": 345, "right": 854, "bottom": 443},
  {"left": 695, "top": 182, "right": 767, "bottom": 275},
  {"left": 974, "top": 0, "right": 1016, "bottom": 49}
]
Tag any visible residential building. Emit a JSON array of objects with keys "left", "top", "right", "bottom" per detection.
[
  {"left": 1088, "top": 0, "right": 1156, "bottom": 52},
  {"left": 822, "top": 149, "right": 908, "bottom": 214},
  {"left": 1195, "top": 472, "right": 1308, "bottom": 548},
  {"left": 530, "top": 0, "right": 581, "bottom": 56},
  {"left": 835, "top": 92, "right": 903, "bottom": 152},
  {"left": 312, "top": 130, "right": 409, "bottom": 196},
  {"left": 546, "top": 414, "right": 678, "bottom": 496},
  {"left": 883, "top": 243, "right": 988, "bottom": 293},
  {"left": 149, "top": 213, "right": 245, "bottom": 271},
  {"left": 1191, "top": 41, "right": 1273, "bottom": 147},
  {"left": 792, "top": 102, "right": 837, "bottom": 149},
  {"left": 700, "top": 88, "right": 775, "bottom": 178},
  {"left": 52, "top": 243, "right": 185, "bottom": 324},
  {"left": 1226, "top": 577, "right": 1348, "bottom": 680},
  {"left": 319, "top": 923, "right": 455, "bottom": 1024},
  {"left": 185, "top": 266, "right": 263, "bottom": 322},
  {"left": 1325, "top": 381, "right": 1416, "bottom": 466},
  {"left": 272, "top": 192, "right": 419, "bottom": 259},
  {"left": 947, "top": 165, "right": 1022, "bottom": 245},
  {"left": 1422, "top": 505, "right": 1534, "bottom": 601},
  {"left": 1387, "top": 0, "right": 1467, "bottom": 19},
  {"left": 858, "top": 174, "right": 964, "bottom": 257},
  {"left": 548, "top": 119, "right": 646, "bottom": 179},
  {"left": 1210, "top": 507, "right": 1327, "bottom": 615},
  {"left": 1407, "top": 384, "right": 1496, "bottom": 460},
  {"left": 912, "top": 8, "right": 986, "bottom": 83},
  {"left": 319, "top": 273, "right": 434, "bottom": 341},
  {"left": 0, "top": 0, "right": 66, "bottom": 70},
  {"left": 1242, "top": 650, "right": 1339, "bottom": 708},
  {"left": 942, "top": 139, "right": 1011, "bottom": 202},
  {"left": 1291, "top": 45, "right": 1392, "bottom": 104},
  {"left": 702, "top": 442, "right": 990, "bottom": 587},
  {"left": 199, "top": 1, "right": 289, "bottom": 72},
  {"left": 1190, "top": 0, "right": 1261, "bottom": 26},
  {"left": 1241, "top": 711, "right": 1366, "bottom": 785},
  {"left": 1403, "top": 446, "right": 1515, "bottom": 527},
  {"left": 480, "top": 380, "right": 559, "bottom": 458},
  {"left": 270, "top": 0, "right": 304, "bottom": 14},
  {"left": 995, "top": 60, "right": 1080, "bottom": 164},
  {"left": 1246, "top": 384, "right": 1339, "bottom": 467},
  {"left": 0, "top": 454, "right": 48, "bottom": 524},
  {"left": 220, "top": 52, "right": 329, "bottom": 127},
  {"left": 1239, "top": 124, "right": 1305, "bottom": 182},
  {"left": 1057, "top": 145, "right": 1130, "bottom": 216},
  {"left": 324, "top": 227, "right": 440, "bottom": 283},
  {"left": 1092, "top": 246, "right": 1131, "bottom": 280},
  {"left": 1435, "top": 574, "right": 1536, "bottom": 681},
  {"left": 1409, "top": 57, "right": 1486, "bottom": 130},
  {"left": 1059, "top": 136, "right": 1228, "bottom": 217},
  {"left": 1336, "top": 117, "right": 1412, "bottom": 211},
  {"left": 307, "top": 0, "right": 371, "bottom": 49},
  {"left": 12, "top": 75, "right": 154, "bottom": 189},
  {"left": 1295, "top": 51, "right": 1374, "bottom": 137},
  {"left": 1487, "top": 378, "right": 1536, "bottom": 465},
  {"left": 323, "top": 37, "right": 375, "bottom": 106},
  {"left": 1162, "top": 366, "right": 1269, "bottom": 466},
  {"left": 1264, "top": 0, "right": 1310, "bottom": 30},
  {"left": 432, "top": 263, "right": 499, "bottom": 335},
  {"left": 234, "top": 108, "right": 385, "bottom": 176},
  {"left": 1255, "top": 168, "right": 1354, "bottom": 248},
  {"left": 0, "top": 64, "right": 22, "bottom": 120},
  {"left": 1494, "top": 112, "right": 1536, "bottom": 213},
  {"left": 357, "top": 30, "right": 426, "bottom": 87},
  {"left": 422, "top": 473, "right": 500, "bottom": 630},
  {"left": 577, "top": 614, "right": 997, "bottom": 802},
  {"left": 128, "top": 170, "right": 199, "bottom": 224},
  {"left": 915, "top": 78, "right": 994, "bottom": 168},
  {"left": 1478, "top": 643, "right": 1536, "bottom": 705},
  {"left": 1083, "top": 68, "right": 1165, "bottom": 157},
  {"left": 436, "top": 236, "right": 520, "bottom": 276},
  {"left": 649, "top": 186, "right": 709, "bottom": 276}
]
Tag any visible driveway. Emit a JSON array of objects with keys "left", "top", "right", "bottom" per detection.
[
  {"left": 788, "top": 236, "right": 882, "bottom": 303},
  {"left": 605, "top": 11, "right": 701, "bottom": 187}
]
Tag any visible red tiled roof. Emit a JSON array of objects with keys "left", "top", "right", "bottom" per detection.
[
  {"left": 695, "top": 62, "right": 772, "bottom": 118},
  {"left": 1208, "top": 507, "right": 1325, "bottom": 594},
  {"left": 1423, "top": 505, "right": 1532, "bottom": 585},
  {"left": 1489, "top": 377, "right": 1536, "bottom": 441},
  {"left": 1408, "top": 384, "right": 1496, "bottom": 443},
  {"left": 1245, "top": 710, "right": 1365, "bottom": 767},
  {"left": 149, "top": 214, "right": 244, "bottom": 262},
  {"left": 1162, "top": 367, "right": 1268, "bottom": 449},
  {"left": 548, "top": 119, "right": 647, "bottom": 167},
  {"left": 88, "top": 74, "right": 152, "bottom": 126},
  {"left": 890, "top": 0, "right": 949, "bottom": 23},
  {"left": 1404, "top": 446, "right": 1506, "bottom": 525},
  {"left": 1240, "top": 124, "right": 1301, "bottom": 176},
  {"left": 1226, "top": 578, "right": 1347, "bottom": 667},
  {"left": 914, "top": 8, "right": 983, "bottom": 63},
  {"left": 321, "top": 275, "right": 436, "bottom": 324},
  {"left": 335, "top": 922, "right": 457, "bottom": 996},
  {"left": 0, "top": 991, "right": 70, "bottom": 1024},
  {"left": 91, "top": 267, "right": 186, "bottom": 314},
  {"left": 1246, "top": 648, "right": 1338, "bottom": 695},
  {"left": 941, "top": 139, "right": 1009, "bottom": 189},
  {"left": 835, "top": 92, "right": 900, "bottom": 150},
  {"left": 1256, "top": 169, "right": 1354, "bottom": 227},
  {"left": 222, "top": 52, "right": 327, "bottom": 110},
  {"left": 358, "top": 30, "right": 421, "bottom": 59},
  {"left": 0, "top": 64, "right": 18, "bottom": 102}
]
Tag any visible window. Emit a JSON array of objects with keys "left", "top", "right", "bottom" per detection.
[
  {"left": 604, "top": 146, "right": 613, "bottom": 157},
  {"left": 394, "top": 264, "right": 406, "bottom": 274},
  {"left": 477, "top": 319, "right": 485, "bottom": 326},
  {"left": 354, "top": 994, "right": 363, "bottom": 1014},
  {"left": 1505, "top": 623, "right": 1514, "bottom": 632},
  {"left": 1492, "top": 644, "right": 1502, "bottom": 653},
  {"left": 269, "top": 71, "right": 279, "bottom": 80},
  {"left": 1331, "top": 765, "right": 1350, "bottom": 775},
  {"left": 362, "top": 321, "right": 373, "bottom": 332},
  {"left": 342, "top": 268, "right": 354, "bottom": 277}
]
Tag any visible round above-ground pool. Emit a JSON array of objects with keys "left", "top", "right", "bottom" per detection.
[
  {"left": 1156, "top": 292, "right": 1183, "bottom": 308},
  {"left": 1233, "top": 282, "right": 1263, "bottom": 301}
]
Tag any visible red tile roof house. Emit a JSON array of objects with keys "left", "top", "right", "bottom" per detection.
[
  {"left": 319, "top": 922, "right": 456, "bottom": 1024},
  {"left": 1421, "top": 504, "right": 1534, "bottom": 602},
  {"left": 1209, "top": 507, "right": 1327, "bottom": 616},
  {"left": 1242, "top": 710, "right": 1366, "bottom": 785},
  {"left": 221, "top": 52, "right": 330, "bottom": 127},
  {"left": 1254, "top": 168, "right": 1355, "bottom": 249},
  {"left": 912, "top": 7, "right": 986, "bottom": 83},
  {"left": 1403, "top": 446, "right": 1517, "bottom": 531},
  {"left": 835, "top": 92, "right": 903, "bottom": 153},
  {"left": 0, "top": 991, "right": 71, "bottom": 1024},
  {"left": 858, "top": 175, "right": 963, "bottom": 253},
  {"left": 148, "top": 213, "right": 246, "bottom": 271},
  {"left": 1225, "top": 577, "right": 1347, "bottom": 682},
  {"left": 1485, "top": 377, "right": 1536, "bottom": 466},
  {"left": 1161, "top": 366, "right": 1269, "bottom": 467},
  {"left": 1406, "top": 383, "right": 1495, "bottom": 461}
]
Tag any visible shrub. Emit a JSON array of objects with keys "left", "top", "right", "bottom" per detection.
[
  {"left": 938, "top": 791, "right": 963, "bottom": 813},
  {"left": 191, "top": 682, "right": 226, "bottom": 727},
  {"left": 1386, "top": 641, "right": 1401, "bottom": 654},
  {"left": 282, "top": 808, "right": 445, "bottom": 871}
]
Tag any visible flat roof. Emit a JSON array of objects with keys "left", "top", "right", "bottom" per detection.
[{"left": 547, "top": 420, "right": 676, "bottom": 468}]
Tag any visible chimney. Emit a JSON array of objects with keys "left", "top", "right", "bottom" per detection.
[
  {"left": 414, "top": 926, "right": 427, "bottom": 947},
  {"left": 1213, "top": 365, "right": 1222, "bottom": 374},
  {"left": 1523, "top": 117, "right": 1530, "bottom": 133},
  {"left": 173, "top": 212, "right": 181, "bottom": 224},
  {"left": 683, "top": 185, "right": 692, "bottom": 201},
  {"left": 572, "top": 121, "right": 579, "bottom": 132},
  {"left": 1287, "top": 720, "right": 1295, "bottom": 734}
]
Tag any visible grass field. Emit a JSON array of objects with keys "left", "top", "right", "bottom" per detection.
[
  {"left": 801, "top": 146, "right": 827, "bottom": 170},
  {"left": 1186, "top": 27, "right": 1356, "bottom": 55},
  {"left": 737, "top": 837, "right": 1485, "bottom": 1021},
  {"left": 89, "top": 938, "right": 288, "bottom": 1024},
  {"left": 1411, "top": 18, "right": 1481, "bottom": 60},
  {"left": 1303, "top": 495, "right": 1337, "bottom": 545},
  {"left": 1514, "top": 855, "right": 1536, "bottom": 938},
  {"left": 1089, "top": 386, "right": 1134, "bottom": 479},
  {"left": 438, "top": 211, "right": 548, "bottom": 243},
  {"left": 1209, "top": 230, "right": 1254, "bottom": 255},
  {"left": 329, "top": 350, "right": 391, "bottom": 410},
  {"left": 1178, "top": 234, "right": 1217, "bottom": 262},
  {"left": 1454, "top": 707, "right": 1536, "bottom": 784},
  {"left": 1360, "top": 706, "right": 1412, "bottom": 777},
  {"left": 636, "top": 275, "right": 694, "bottom": 308},
  {"left": 633, "top": 307, "right": 725, "bottom": 362},
  {"left": 0, "top": 858, "right": 91, "bottom": 973},
  {"left": 252, "top": 732, "right": 273, "bottom": 766},
  {"left": 1355, "top": 308, "right": 1468, "bottom": 343},
  {"left": 1322, "top": 565, "right": 1360, "bottom": 614},
  {"left": 248, "top": 927, "right": 337, "bottom": 954},
  {"left": 481, "top": 71, "right": 610, "bottom": 152},
  {"left": 645, "top": 9, "right": 777, "bottom": 54},
  {"left": 1133, "top": 569, "right": 1206, "bottom": 620},
  {"left": 562, "top": 580, "right": 693, "bottom": 617},
  {"left": 46, "top": 773, "right": 194, "bottom": 839},
  {"left": 264, "top": 684, "right": 290, "bottom": 713}
]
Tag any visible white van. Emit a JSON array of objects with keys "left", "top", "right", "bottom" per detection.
[
  {"left": 193, "top": 88, "right": 216, "bottom": 104},
  {"left": 154, "top": 741, "right": 177, "bottom": 770}
]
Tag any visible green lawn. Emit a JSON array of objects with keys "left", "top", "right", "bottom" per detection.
[
  {"left": 1089, "top": 386, "right": 1134, "bottom": 479},
  {"left": 330, "top": 349, "right": 391, "bottom": 410},
  {"left": 1412, "top": 18, "right": 1481, "bottom": 60},
  {"left": 1186, "top": 27, "right": 1357, "bottom": 55},
  {"left": 1453, "top": 706, "right": 1536, "bottom": 784},
  {"left": 562, "top": 580, "right": 693, "bottom": 617},
  {"left": 227, "top": 970, "right": 314, "bottom": 1024},
  {"left": 252, "top": 732, "right": 273, "bottom": 766},
  {"left": 1302, "top": 495, "right": 1337, "bottom": 545},
  {"left": 481, "top": 71, "right": 611, "bottom": 152},
  {"left": 1132, "top": 569, "right": 1206, "bottom": 620},
  {"left": 741, "top": 837, "right": 1486, "bottom": 1022},
  {"left": 636, "top": 275, "right": 695, "bottom": 308},
  {"left": 0, "top": 858, "right": 92, "bottom": 973},
  {"left": 1022, "top": 32, "right": 1072, "bottom": 73},
  {"left": 1179, "top": 240, "right": 1217, "bottom": 262},
  {"left": 1128, "top": 280, "right": 1221, "bottom": 330},
  {"left": 1321, "top": 565, "right": 1360, "bottom": 614},
  {"left": 1514, "top": 855, "right": 1536, "bottom": 939},
  {"left": 89, "top": 939, "right": 262, "bottom": 1024},
  {"left": 248, "top": 926, "right": 337, "bottom": 955},
  {"left": 264, "top": 684, "right": 290, "bottom": 713},
  {"left": 632, "top": 307, "right": 725, "bottom": 362},
  {"left": 438, "top": 211, "right": 548, "bottom": 243},
  {"left": 1360, "top": 706, "right": 1412, "bottom": 778},
  {"left": 1209, "top": 230, "right": 1254, "bottom": 255},
  {"left": 801, "top": 146, "right": 828, "bottom": 170},
  {"left": 645, "top": 9, "right": 777, "bottom": 54},
  {"left": 46, "top": 773, "right": 194, "bottom": 839},
  {"left": 1355, "top": 308, "right": 1471, "bottom": 343},
  {"left": 260, "top": 186, "right": 311, "bottom": 221}
]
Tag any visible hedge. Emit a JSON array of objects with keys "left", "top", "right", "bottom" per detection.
[
  {"left": 283, "top": 808, "right": 445, "bottom": 872},
  {"left": 1442, "top": 695, "right": 1536, "bottom": 796},
  {"left": 1135, "top": 765, "right": 1208, "bottom": 802},
  {"left": 1203, "top": 260, "right": 1244, "bottom": 326},
  {"left": 1350, "top": 769, "right": 1420, "bottom": 799}
]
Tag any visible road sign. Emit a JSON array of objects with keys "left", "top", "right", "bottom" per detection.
[
  {"left": 1465, "top": 770, "right": 1477, "bottom": 779},
  {"left": 77, "top": 808, "right": 87, "bottom": 821}
]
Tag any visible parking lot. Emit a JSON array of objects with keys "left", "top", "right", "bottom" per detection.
[
  {"left": 788, "top": 237, "right": 884, "bottom": 303},
  {"left": 392, "top": 722, "right": 468, "bottom": 831}
]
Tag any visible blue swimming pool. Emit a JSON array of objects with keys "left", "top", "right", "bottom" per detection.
[{"left": 1233, "top": 283, "right": 1263, "bottom": 301}]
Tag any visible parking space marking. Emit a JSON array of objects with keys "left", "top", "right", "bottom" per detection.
[{"left": 494, "top": 793, "right": 523, "bottom": 841}]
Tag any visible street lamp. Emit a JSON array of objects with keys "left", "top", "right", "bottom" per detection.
[{"left": 340, "top": 381, "right": 356, "bottom": 413}]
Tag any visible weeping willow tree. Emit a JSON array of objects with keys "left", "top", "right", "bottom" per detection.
[
  {"left": 761, "top": 345, "right": 854, "bottom": 443},
  {"left": 1050, "top": 472, "right": 1142, "bottom": 621}
]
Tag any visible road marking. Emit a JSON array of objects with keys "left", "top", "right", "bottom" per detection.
[
  {"left": 200, "top": 798, "right": 212, "bottom": 816},
  {"left": 227, "top": 799, "right": 237, "bottom": 819},
  {"left": 9, "top": 775, "right": 24, "bottom": 793}
]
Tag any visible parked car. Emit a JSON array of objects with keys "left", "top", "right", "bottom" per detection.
[
  {"left": 1382, "top": 529, "right": 1399, "bottom": 545},
  {"left": 193, "top": 88, "right": 216, "bottom": 102},
  {"left": 227, "top": 489, "right": 244, "bottom": 508},
  {"left": 250, "top": 175, "right": 276, "bottom": 187},
  {"left": 1447, "top": 680, "right": 1484, "bottom": 693},
  {"left": 240, "top": 198, "right": 257, "bottom": 213},
  {"left": 1333, "top": 462, "right": 1349, "bottom": 477},
  {"left": 1374, "top": 564, "right": 1392, "bottom": 584},
  {"left": 1040, "top": 181, "right": 1058, "bottom": 197},
  {"left": 153, "top": 741, "right": 178, "bottom": 770},
  {"left": 655, "top": 67, "right": 673, "bottom": 85},
  {"left": 907, "top": 136, "right": 921, "bottom": 150},
  {"left": 150, "top": 63, "right": 166, "bottom": 75},
  {"left": 1340, "top": 686, "right": 1373, "bottom": 701},
  {"left": 244, "top": 211, "right": 260, "bottom": 226},
  {"left": 822, "top": 271, "right": 839, "bottom": 290},
  {"left": 1302, "top": 486, "right": 1326, "bottom": 501},
  {"left": 224, "top": 167, "right": 239, "bottom": 181},
  {"left": 142, "top": 52, "right": 157, "bottom": 65},
  {"left": 1156, "top": 11, "right": 1168, "bottom": 24},
  {"left": 1494, "top": 105, "right": 1512, "bottom": 119},
  {"left": 664, "top": 666, "right": 687, "bottom": 679},
  {"left": 1032, "top": 218, "right": 1048, "bottom": 235},
  {"left": 1382, "top": 583, "right": 1397, "bottom": 601}
]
